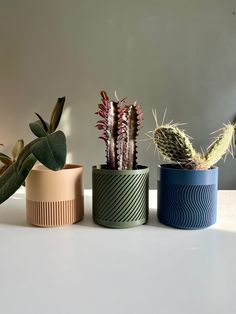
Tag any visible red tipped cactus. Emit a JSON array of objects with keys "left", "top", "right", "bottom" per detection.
[{"left": 95, "top": 91, "right": 143, "bottom": 170}]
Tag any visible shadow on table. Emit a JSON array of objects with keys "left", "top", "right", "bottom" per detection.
[
  {"left": 147, "top": 207, "right": 167, "bottom": 228},
  {"left": 0, "top": 207, "right": 31, "bottom": 227},
  {"left": 0, "top": 193, "right": 98, "bottom": 229},
  {"left": 0, "top": 193, "right": 225, "bottom": 231},
  {"left": 0, "top": 197, "right": 161, "bottom": 229}
]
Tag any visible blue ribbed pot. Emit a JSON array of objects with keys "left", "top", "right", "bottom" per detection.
[{"left": 157, "top": 164, "right": 218, "bottom": 229}]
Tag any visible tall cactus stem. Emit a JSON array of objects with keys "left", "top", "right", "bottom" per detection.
[{"left": 96, "top": 91, "right": 143, "bottom": 170}]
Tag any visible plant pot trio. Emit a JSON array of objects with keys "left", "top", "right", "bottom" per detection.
[{"left": 0, "top": 91, "right": 235, "bottom": 229}]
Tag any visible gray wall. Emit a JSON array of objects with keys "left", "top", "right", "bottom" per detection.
[{"left": 0, "top": 0, "right": 236, "bottom": 189}]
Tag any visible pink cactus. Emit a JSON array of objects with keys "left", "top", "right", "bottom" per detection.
[{"left": 95, "top": 91, "right": 143, "bottom": 170}]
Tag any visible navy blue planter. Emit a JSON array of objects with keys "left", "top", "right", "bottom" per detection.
[{"left": 157, "top": 164, "right": 218, "bottom": 229}]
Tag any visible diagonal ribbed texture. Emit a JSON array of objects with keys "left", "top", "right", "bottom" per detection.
[
  {"left": 92, "top": 166, "right": 149, "bottom": 228},
  {"left": 158, "top": 183, "right": 217, "bottom": 229},
  {"left": 26, "top": 199, "right": 84, "bottom": 227}
]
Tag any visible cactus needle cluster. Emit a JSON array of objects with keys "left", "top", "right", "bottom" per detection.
[
  {"left": 151, "top": 114, "right": 235, "bottom": 170},
  {"left": 95, "top": 90, "right": 143, "bottom": 170}
]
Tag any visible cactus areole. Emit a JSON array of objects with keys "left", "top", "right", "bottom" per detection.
[{"left": 95, "top": 90, "right": 143, "bottom": 170}]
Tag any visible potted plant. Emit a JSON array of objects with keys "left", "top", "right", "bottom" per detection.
[
  {"left": 93, "top": 90, "right": 149, "bottom": 228},
  {"left": 0, "top": 97, "right": 84, "bottom": 227},
  {"left": 150, "top": 114, "right": 235, "bottom": 229}
]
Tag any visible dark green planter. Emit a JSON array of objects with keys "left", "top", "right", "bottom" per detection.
[{"left": 92, "top": 165, "right": 149, "bottom": 228}]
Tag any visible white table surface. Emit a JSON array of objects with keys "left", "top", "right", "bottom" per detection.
[{"left": 0, "top": 188, "right": 236, "bottom": 314}]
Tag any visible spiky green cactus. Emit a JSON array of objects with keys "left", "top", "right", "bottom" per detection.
[
  {"left": 126, "top": 103, "right": 143, "bottom": 169},
  {"left": 204, "top": 123, "right": 235, "bottom": 169},
  {"left": 152, "top": 120, "right": 235, "bottom": 170},
  {"left": 153, "top": 125, "right": 196, "bottom": 163}
]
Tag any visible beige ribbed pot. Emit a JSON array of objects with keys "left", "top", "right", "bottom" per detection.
[{"left": 25, "top": 164, "right": 84, "bottom": 227}]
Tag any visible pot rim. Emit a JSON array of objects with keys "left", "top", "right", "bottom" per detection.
[
  {"left": 93, "top": 164, "right": 149, "bottom": 174},
  {"left": 159, "top": 163, "right": 218, "bottom": 172},
  {"left": 31, "top": 163, "right": 83, "bottom": 172}
]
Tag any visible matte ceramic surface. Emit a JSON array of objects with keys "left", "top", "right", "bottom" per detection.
[
  {"left": 92, "top": 165, "right": 149, "bottom": 228},
  {"left": 158, "top": 164, "right": 218, "bottom": 229},
  {"left": 26, "top": 164, "right": 84, "bottom": 227}
]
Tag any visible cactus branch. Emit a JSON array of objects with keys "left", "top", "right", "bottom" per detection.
[
  {"left": 204, "top": 123, "right": 235, "bottom": 169},
  {"left": 126, "top": 103, "right": 143, "bottom": 170},
  {"left": 96, "top": 91, "right": 143, "bottom": 170},
  {"left": 153, "top": 124, "right": 196, "bottom": 165},
  {"left": 151, "top": 111, "right": 235, "bottom": 170},
  {"left": 95, "top": 91, "right": 119, "bottom": 169}
]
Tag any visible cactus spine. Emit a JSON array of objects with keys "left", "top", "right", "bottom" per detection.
[
  {"left": 152, "top": 119, "right": 235, "bottom": 170},
  {"left": 95, "top": 91, "right": 143, "bottom": 170}
]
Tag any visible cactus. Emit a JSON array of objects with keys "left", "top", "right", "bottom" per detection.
[
  {"left": 0, "top": 97, "right": 67, "bottom": 204},
  {"left": 96, "top": 91, "right": 119, "bottom": 169},
  {"left": 152, "top": 119, "right": 235, "bottom": 170},
  {"left": 204, "top": 123, "right": 235, "bottom": 169},
  {"left": 125, "top": 103, "right": 143, "bottom": 170},
  {"left": 95, "top": 91, "right": 143, "bottom": 170},
  {"left": 153, "top": 125, "right": 196, "bottom": 163}
]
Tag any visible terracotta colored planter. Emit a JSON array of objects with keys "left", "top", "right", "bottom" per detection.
[{"left": 25, "top": 164, "right": 84, "bottom": 227}]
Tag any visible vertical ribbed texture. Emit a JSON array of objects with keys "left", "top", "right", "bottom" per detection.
[
  {"left": 92, "top": 166, "right": 149, "bottom": 228},
  {"left": 26, "top": 199, "right": 83, "bottom": 227}
]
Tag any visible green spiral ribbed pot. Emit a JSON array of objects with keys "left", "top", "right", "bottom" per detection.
[{"left": 92, "top": 165, "right": 149, "bottom": 228}]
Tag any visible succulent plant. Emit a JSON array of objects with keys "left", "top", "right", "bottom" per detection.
[
  {"left": 151, "top": 116, "right": 235, "bottom": 170},
  {"left": 0, "top": 97, "right": 67, "bottom": 204},
  {"left": 95, "top": 90, "right": 143, "bottom": 170}
]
